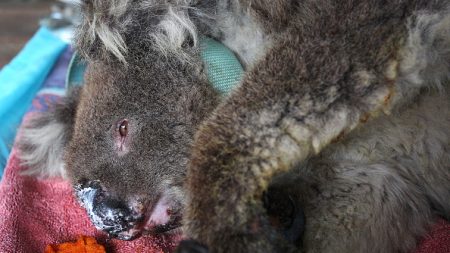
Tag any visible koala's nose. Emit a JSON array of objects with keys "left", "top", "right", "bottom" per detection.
[
  {"left": 92, "top": 197, "right": 138, "bottom": 234},
  {"left": 75, "top": 181, "right": 144, "bottom": 239}
]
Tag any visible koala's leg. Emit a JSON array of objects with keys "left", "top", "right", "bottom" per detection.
[
  {"left": 268, "top": 90, "right": 450, "bottom": 253},
  {"left": 296, "top": 163, "right": 433, "bottom": 253},
  {"left": 183, "top": 3, "right": 450, "bottom": 253}
]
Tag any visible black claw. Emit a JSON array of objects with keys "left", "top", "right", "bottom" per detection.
[
  {"left": 175, "top": 240, "right": 209, "bottom": 253},
  {"left": 282, "top": 206, "right": 305, "bottom": 243},
  {"left": 263, "top": 189, "right": 305, "bottom": 244}
]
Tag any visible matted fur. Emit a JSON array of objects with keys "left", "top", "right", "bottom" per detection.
[
  {"left": 395, "top": 9, "right": 450, "bottom": 108},
  {"left": 18, "top": 0, "right": 450, "bottom": 252},
  {"left": 179, "top": 1, "right": 450, "bottom": 253}
]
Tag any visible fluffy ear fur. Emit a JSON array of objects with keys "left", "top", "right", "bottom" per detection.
[
  {"left": 395, "top": 8, "right": 450, "bottom": 108},
  {"left": 17, "top": 88, "right": 81, "bottom": 179},
  {"left": 75, "top": 0, "right": 201, "bottom": 64}
]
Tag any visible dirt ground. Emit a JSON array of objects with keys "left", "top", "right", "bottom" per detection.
[{"left": 0, "top": 0, "right": 54, "bottom": 68}]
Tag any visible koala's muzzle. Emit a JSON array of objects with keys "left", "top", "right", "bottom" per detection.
[
  {"left": 75, "top": 180, "right": 144, "bottom": 240},
  {"left": 75, "top": 180, "right": 183, "bottom": 240}
]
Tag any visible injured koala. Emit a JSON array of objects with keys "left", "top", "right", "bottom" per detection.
[
  {"left": 19, "top": 0, "right": 450, "bottom": 253},
  {"left": 18, "top": 2, "right": 220, "bottom": 240}
]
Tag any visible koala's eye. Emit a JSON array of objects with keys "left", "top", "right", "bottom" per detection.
[{"left": 118, "top": 119, "right": 128, "bottom": 137}]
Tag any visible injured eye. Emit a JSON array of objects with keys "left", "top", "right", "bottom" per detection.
[
  {"left": 118, "top": 119, "right": 129, "bottom": 137},
  {"left": 115, "top": 119, "right": 130, "bottom": 154}
]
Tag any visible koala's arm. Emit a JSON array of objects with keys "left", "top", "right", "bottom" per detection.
[{"left": 183, "top": 2, "right": 450, "bottom": 252}]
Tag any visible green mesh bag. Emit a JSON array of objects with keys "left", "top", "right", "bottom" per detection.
[{"left": 67, "top": 37, "right": 244, "bottom": 95}]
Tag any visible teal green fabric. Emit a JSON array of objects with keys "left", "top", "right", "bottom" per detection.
[
  {"left": 0, "top": 27, "right": 68, "bottom": 175},
  {"left": 200, "top": 37, "right": 243, "bottom": 95},
  {"left": 66, "top": 52, "right": 87, "bottom": 89},
  {"left": 67, "top": 37, "right": 244, "bottom": 95}
]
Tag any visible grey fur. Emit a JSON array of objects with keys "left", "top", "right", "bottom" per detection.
[
  {"left": 283, "top": 92, "right": 450, "bottom": 253},
  {"left": 17, "top": 0, "right": 450, "bottom": 252},
  {"left": 179, "top": 1, "right": 450, "bottom": 253},
  {"left": 19, "top": 0, "right": 219, "bottom": 240},
  {"left": 210, "top": 1, "right": 273, "bottom": 67}
]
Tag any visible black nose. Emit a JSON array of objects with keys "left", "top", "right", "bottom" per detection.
[
  {"left": 92, "top": 196, "right": 135, "bottom": 235},
  {"left": 75, "top": 180, "right": 143, "bottom": 239}
]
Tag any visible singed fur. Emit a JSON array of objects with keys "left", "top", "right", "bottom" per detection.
[
  {"left": 180, "top": 1, "right": 450, "bottom": 252},
  {"left": 18, "top": 0, "right": 450, "bottom": 252}
]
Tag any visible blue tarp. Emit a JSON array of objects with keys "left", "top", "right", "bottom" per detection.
[{"left": 0, "top": 27, "right": 67, "bottom": 176}]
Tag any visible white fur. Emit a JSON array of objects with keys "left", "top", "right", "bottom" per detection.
[
  {"left": 215, "top": 6, "right": 272, "bottom": 68},
  {"left": 150, "top": 3, "right": 199, "bottom": 61},
  {"left": 94, "top": 21, "right": 128, "bottom": 62},
  {"left": 74, "top": 185, "right": 113, "bottom": 231},
  {"left": 19, "top": 120, "right": 67, "bottom": 179},
  {"left": 395, "top": 10, "right": 450, "bottom": 108},
  {"left": 81, "top": 0, "right": 201, "bottom": 63},
  {"left": 83, "top": 0, "right": 131, "bottom": 63}
]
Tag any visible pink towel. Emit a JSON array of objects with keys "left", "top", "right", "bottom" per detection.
[
  {"left": 415, "top": 220, "right": 450, "bottom": 253},
  {"left": 0, "top": 125, "right": 181, "bottom": 252},
  {"left": 0, "top": 116, "right": 448, "bottom": 253}
]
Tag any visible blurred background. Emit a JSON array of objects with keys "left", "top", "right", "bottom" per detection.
[
  {"left": 0, "top": 0, "right": 55, "bottom": 68},
  {"left": 0, "top": 0, "right": 81, "bottom": 176}
]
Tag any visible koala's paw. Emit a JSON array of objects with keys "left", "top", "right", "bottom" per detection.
[
  {"left": 263, "top": 190, "right": 305, "bottom": 245},
  {"left": 175, "top": 240, "right": 209, "bottom": 253}
]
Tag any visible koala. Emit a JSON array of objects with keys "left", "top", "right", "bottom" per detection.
[
  {"left": 18, "top": 0, "right": 220, "bottom": 241},
  {"left": 128, "top": 0, "right": 450, "bottom": 252},
  {"left": 173, "top": 1, "right": 450, "bottom": 253},
  {"left": 18, "top": 0, "right": 450, "bottom": 253},
  {"left": 18, "top": 0, "right": 300, "bottom": 243}
]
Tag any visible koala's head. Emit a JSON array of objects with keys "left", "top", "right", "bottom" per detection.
[{"left": 18, "top": 0, "right": 219, "bottom": 240}]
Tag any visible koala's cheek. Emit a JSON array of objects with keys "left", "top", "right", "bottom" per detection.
[{"left": 115, "top": 135, "right": 130, "bottom": 156}]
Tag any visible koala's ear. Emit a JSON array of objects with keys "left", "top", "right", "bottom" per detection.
[
  {"left": 17, "top": 88, "right": 81, "bottom": 179},
  {"left": 75, "top": 0, "right": 130, "bottom": 64},
  {"left": 75, "top": 0, "right": 198, "bottom": 64}
]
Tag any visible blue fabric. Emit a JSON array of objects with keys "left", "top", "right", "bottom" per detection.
[
  {"left": 66, "top": 52, "right": 87, "bottom": 89},
  {"left": 0, "top": 27, "right": 68, "bottom": 176}
]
